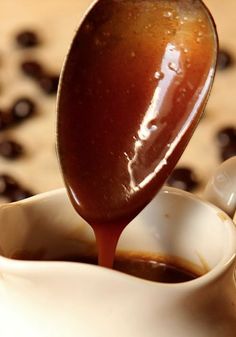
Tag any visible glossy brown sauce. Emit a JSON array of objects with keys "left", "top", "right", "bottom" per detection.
[
  {"left": 113, "top": 256, "right": 199, "bottom": 283},
  {"left": 58, "top": 0, "right": 216, "bottom": 268}
]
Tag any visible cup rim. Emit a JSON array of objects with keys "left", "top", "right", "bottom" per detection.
[
  {"left": 159, "top": 187, "right": 236, "bottom": 288},
  {"left": 0, "top": 186, "right": 235, "bottom": 288}
]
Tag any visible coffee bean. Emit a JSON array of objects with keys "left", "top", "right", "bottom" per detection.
[
  {"left": 0, "top": 174, "right": 19, "bottom": 195},
  {"left": 0, "top": 140, "right": 23, "bottom": 159},
  {"left": 10, "top": 98, "right": 35, "bottom": 122},
  {"left": 0, "top": 113, "right": 5, "bottom": 130},
  {"left": 15, "top": 30, "right": 40, "bottom": 48},
  {"left": 0, "top": 109, "right": 9, "bottom": 130},
  {"left": 216, "top": 127, "right": 236, "bottom": 161},
  {"left": 217, "top": 50, "right": 233, "bottom": 70},
  {"left": 220, "top": 144, "right": 236, "bottom": 162},
  {"left": 0, "top": 174, "right": 33, "bottom": 201},
  {"left": 39, "top": 75, "right": 59, "bottom": 95},
  {"left": 216, "top": 127, "right": 236, "bottom": 148},
  {"left": 20, "top": 60, "right": 43, "bottom": 79},
  {"left": 8, "top": 188, "right": 33, "bottom": 202},
  {"left": 166, "top": 167, "right": 199, "bottom": 192}
]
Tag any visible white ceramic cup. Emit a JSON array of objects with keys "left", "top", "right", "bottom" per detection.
[{"left": 0, "top": 176, "right": 235, "bottom": 336}]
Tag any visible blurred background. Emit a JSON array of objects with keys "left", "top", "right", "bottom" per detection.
[{"left": 0, "top": 0, "right": 235, "bottom": 202}]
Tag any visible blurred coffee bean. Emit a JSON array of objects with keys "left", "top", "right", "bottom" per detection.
[
  {"left": 216, "top": 127, "right": 236, "bottom": 148},
  {"left": 15, "top": 30, "right": 40, "bottom": 48},
  {"left": 0, "top": 140, "right": 23, "bottom": 159},
  {"left": 8, "top": 188, "right": 33, "bottom": 202},
  {"left": 20, "top": 60, "right": 43, "bottom": 79},
  {"left": 10, "top": 97, "right": 35, "bottom": 122},
  {"left": 0, "top": 174, "right": 19, "bottom": 195},
  {"left": 217, "top": 50, "right": 233, "bottom": 70},
  {"left": 216, "top": 127, "right": 236, "bottom": 161},
  {"left": 166, "top": 167, "right": 199, "bottom": 192},
  {"left": 220, "top": 144, "right": 236, "bottom": 161},
  {"left": 0, "top": 174, "right": 33, "bottom": 201},
  {"left": 39, "top": 74, "right": 59, "bottom": 95},
  {"left": 0, "top": 109, "right": 10, "bottom": 130}
]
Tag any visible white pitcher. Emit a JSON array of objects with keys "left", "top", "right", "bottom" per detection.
[{"left": 0, "top": 158, "right": 235, "bottom": 337}]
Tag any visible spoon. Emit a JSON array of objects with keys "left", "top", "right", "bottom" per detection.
[{"left": 57, "top": 0, "right": 218, "bottom": 267}]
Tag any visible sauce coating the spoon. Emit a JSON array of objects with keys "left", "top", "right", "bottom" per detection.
[{"left": 57, "top": 0, "right": 217, "bottom": 267}]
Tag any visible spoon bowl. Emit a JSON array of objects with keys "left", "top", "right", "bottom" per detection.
[
  {"left": 57, "top": 0, "right": 218, "bottom": 266},
  {"left": 57, "top": 0, "right": 217, "bottom": 224}
]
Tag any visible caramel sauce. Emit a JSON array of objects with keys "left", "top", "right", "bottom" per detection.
[{"left": 58, "top": 0, "right": 217, "bottom": 268}]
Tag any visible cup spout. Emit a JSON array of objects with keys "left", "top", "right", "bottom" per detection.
[{"left": 204, "top": 157, "right": 236, "bottom": 220}]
